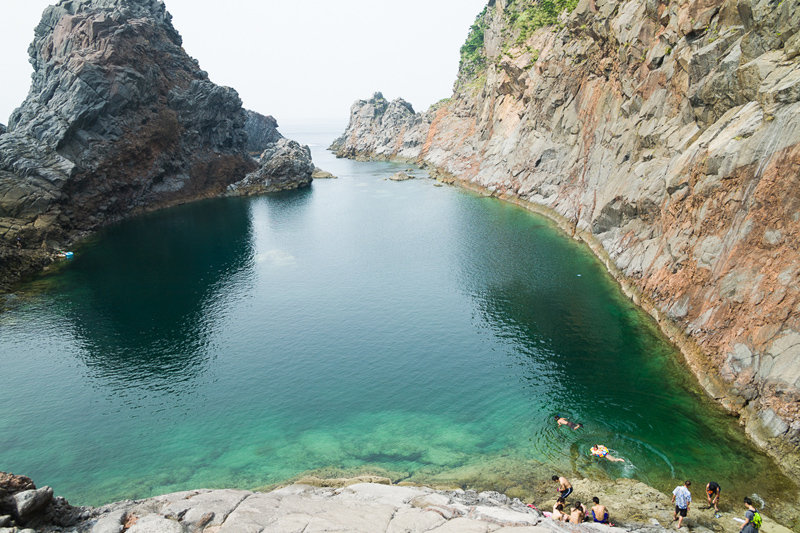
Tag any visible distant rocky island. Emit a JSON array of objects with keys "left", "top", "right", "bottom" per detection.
[
  {"left": 0, "top": 0, "right": 314, "bottom": 292},
  {"left": 331, "top": 0, "right": 800, "bottom": 489}
]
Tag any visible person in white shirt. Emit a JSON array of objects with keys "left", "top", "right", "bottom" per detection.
[{"left": 671, "top": 480, "right": 692, "bottom": 529}]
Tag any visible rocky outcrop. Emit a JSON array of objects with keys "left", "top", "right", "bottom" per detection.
[
  {"left": 0, "top": 0, "right": 312, "bottom": 290},
  {"left": 0, "top": 124, "right": 6, "bottom": 136},
  {"left": 0, "top": 473, "right": 86, "bottom": 530},
  {"left": 0, "top": 478, "right": 727, "bottom": 533},
  {"left": 244, "top": 110, "right": 282, "bottom": 155},
  {"left": 227, "top": 138, "right": 314, "bottom": 196},
  {"left": 332, "top": 0, "right": 800, "bottom": 480}
]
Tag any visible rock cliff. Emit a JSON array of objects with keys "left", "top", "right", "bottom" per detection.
[
  {"left": 0, "top": 0, "right": 312, "bottom": 290},
  {"left": 332, "top": 0, "right": 800, "bottom": 479},
  {"left": 244, "top": 109, "right": 283, "bottom": 155}
]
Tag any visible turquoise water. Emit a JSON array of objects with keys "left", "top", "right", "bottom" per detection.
[{"left": 0, "top": 124, "right": 794, "bottom": 509}]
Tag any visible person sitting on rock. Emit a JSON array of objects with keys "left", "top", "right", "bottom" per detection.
[
  {"left": 551, "top": 502, "right": 569, "bottom": 521},
  {"left": 554, "top": 415, "right": 582, "bottom": 429},
  {"left": 591, "top": 496, "right": 609, "bottom": 523},
  {"left": 569, "top": 501, "right": 586, "bottom": 523}
]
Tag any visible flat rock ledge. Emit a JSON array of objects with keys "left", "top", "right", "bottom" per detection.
[{"left": 0, "top": 482, "right": 717, "bottom": 533}]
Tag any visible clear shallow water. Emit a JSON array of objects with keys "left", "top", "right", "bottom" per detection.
[{"left": 0, "top": 123, "right": 795, "bottom": 508}]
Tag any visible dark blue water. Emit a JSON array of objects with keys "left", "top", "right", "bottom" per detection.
[{"left": 0, "top": 123, "right": 793, "bottom": 508}]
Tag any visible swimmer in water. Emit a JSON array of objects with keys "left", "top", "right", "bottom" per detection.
[
  {"left": 554, "top": 415, "right": 582, "bottom": 430},
  {"left": 591, "top": 444, "right": 625, "bottom": 462}
]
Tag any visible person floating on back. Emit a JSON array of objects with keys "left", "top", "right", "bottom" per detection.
[
  {"left": 552, "top": 475, "right": 573, "bottom": 499},
  {"left": 591, "top": 444, "right": 625, "bottom": 462},
  {"left": 706, "top": 481, "right": 721, "bottom": 512},
  {"left": 555, "top": 415, "right": 582, "bottom": 430},
  {"left": 672, "top": 480, "right": 692, "bottom": 529},
  {"left": 740, "top": 497, "right": 761, "bottom": 532},
  {"left": 591, "top": 496, "right": 610, "bottom": 524}
]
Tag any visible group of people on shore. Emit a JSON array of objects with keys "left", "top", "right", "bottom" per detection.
[
  {"left": 672, "top": 480, "right": 761, "bottom": 531},
  {"left": 549, "top": 475, "right": 611, "bottom": 524},
  {"left": 551, "top": 417, "right": 762, "bottom": 530}
]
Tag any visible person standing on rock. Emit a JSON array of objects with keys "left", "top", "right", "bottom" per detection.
[
  {"left": 706, "top": 481, "right": 721, "bottom": 512},
  {"left": 740, "top": 497, "right": 761, "bottom": 532},
  {"left": 552, "top": 475, "right": 573, "bottom": 499},
  {"left": 672, "top": 480, "right": 692, "bottom": 529}
]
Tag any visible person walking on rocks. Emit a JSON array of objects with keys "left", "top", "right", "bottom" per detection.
[
  {"left": 706, "top": 481, "right": 721, "bottom": 512},
  {"left": 672, "top": 480, "right": 692, "bottom": 529},
  {"left": 740, "top": 497, "right": 761, "bottom": 532},
  {"left": 552, "top": 475, "right": 573, "bottom": 499}
]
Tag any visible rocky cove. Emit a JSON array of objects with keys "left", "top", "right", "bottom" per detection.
[
  {"left": 0, "top": 0, "right": 314, "bottom": 292},
  {"left": 2, "top": 0, "right": 800, "bottom": 531},
  {"left": 329, "top": 0, "right": 800, "bottom": 491}
]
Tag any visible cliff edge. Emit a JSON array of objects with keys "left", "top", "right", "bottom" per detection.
[
  {"left": 331, "top": 0, "right": 800, "bottom": 479},
  {"left": 0, "top": 0, "right": 312, "bottom": 290}
]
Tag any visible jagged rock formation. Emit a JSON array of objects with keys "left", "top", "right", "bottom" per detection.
[
  {"left": 244, "top": 110, "right": 283, "bottom": 154},
  {"left": 0, "top": 0, "right": 312, "bottom": 290},
  {"left": 0, "top": 124, "right": 6, "bottom": 135},
  {"left": 332, "top": 0, "right": 800, "bottom": 479},
  {"left": 227, "top": 138, "right": 314, "bottom": 195}
]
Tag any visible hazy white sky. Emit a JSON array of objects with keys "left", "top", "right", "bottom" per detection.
[{"left": 1, "top": 0, "right": 487, "bottom": 128}]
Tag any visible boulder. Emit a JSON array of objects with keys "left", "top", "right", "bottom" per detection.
[
  {"left": 9, "top": 486, "right": 53, "bottom": 522},
  {"left": 388, "top": 172, "right": 413, "bottom": 181},
  {"left": 311, "top": 168, "right": 337, "bottom": 179},
  {"left": 227, "top": 139, "right": 314, "bottom": 195}
]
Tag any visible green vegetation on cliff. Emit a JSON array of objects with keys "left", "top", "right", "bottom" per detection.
[
  {"left": 508, "top": 0, "right": 579, "bottom": 41},
  {"left": 459, "top": 6, "right": 490, "bottom": 81}
]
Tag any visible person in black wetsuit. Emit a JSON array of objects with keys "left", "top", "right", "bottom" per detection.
[{"left": 706, "top": 482, "right": 721, "bottom": 512}]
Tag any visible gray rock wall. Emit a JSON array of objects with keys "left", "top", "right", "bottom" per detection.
[
  {"left": 332, "top": 0, "right": 800, "bottom": 480},
  {"left": 244, "top": 110, "right": 283, "bottom": 154}
]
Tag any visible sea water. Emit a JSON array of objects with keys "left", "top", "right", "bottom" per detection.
[{"left": 0, "top": 122, "right": 794, "bottom": 510}]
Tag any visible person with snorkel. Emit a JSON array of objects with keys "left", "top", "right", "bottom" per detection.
[{"left": 591, "top": 444, "right": 625, "bottom": 462}]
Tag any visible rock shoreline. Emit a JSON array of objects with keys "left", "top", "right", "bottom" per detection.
[
  {"left": 329, "top": 0, "right": 800, "bottom": 484},
  {"left": 2, "top": 472, "right": 792, "bottom": 533}
]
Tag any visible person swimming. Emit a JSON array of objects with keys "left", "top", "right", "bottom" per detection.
[
  {"left": 591, "top": 444, "right": 625, "bottom": 462},
  {"left": 554, "top": 415, "right": 582, "bottom": 430}
]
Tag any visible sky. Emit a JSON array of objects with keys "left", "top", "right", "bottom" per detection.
[{"left": 1, "top": 0, "right": 488, "bottom": 129}]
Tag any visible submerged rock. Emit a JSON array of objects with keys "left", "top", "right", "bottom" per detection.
[
  {"left": 311, "top": 168, "right": 337, "bottom": 179},
  {"left": 388, "top": 171, "right": 413, "bottom": 181}
]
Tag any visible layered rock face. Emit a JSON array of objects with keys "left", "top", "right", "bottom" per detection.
[
  {"left": 332, "top": 0, "right": 800, "bottom": 478},
  {"left": 0, "top": 0, "right": 312, "bottom": 289},
  {"left": 244, "top": 110, "right": 283, "bottom": 154}
]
